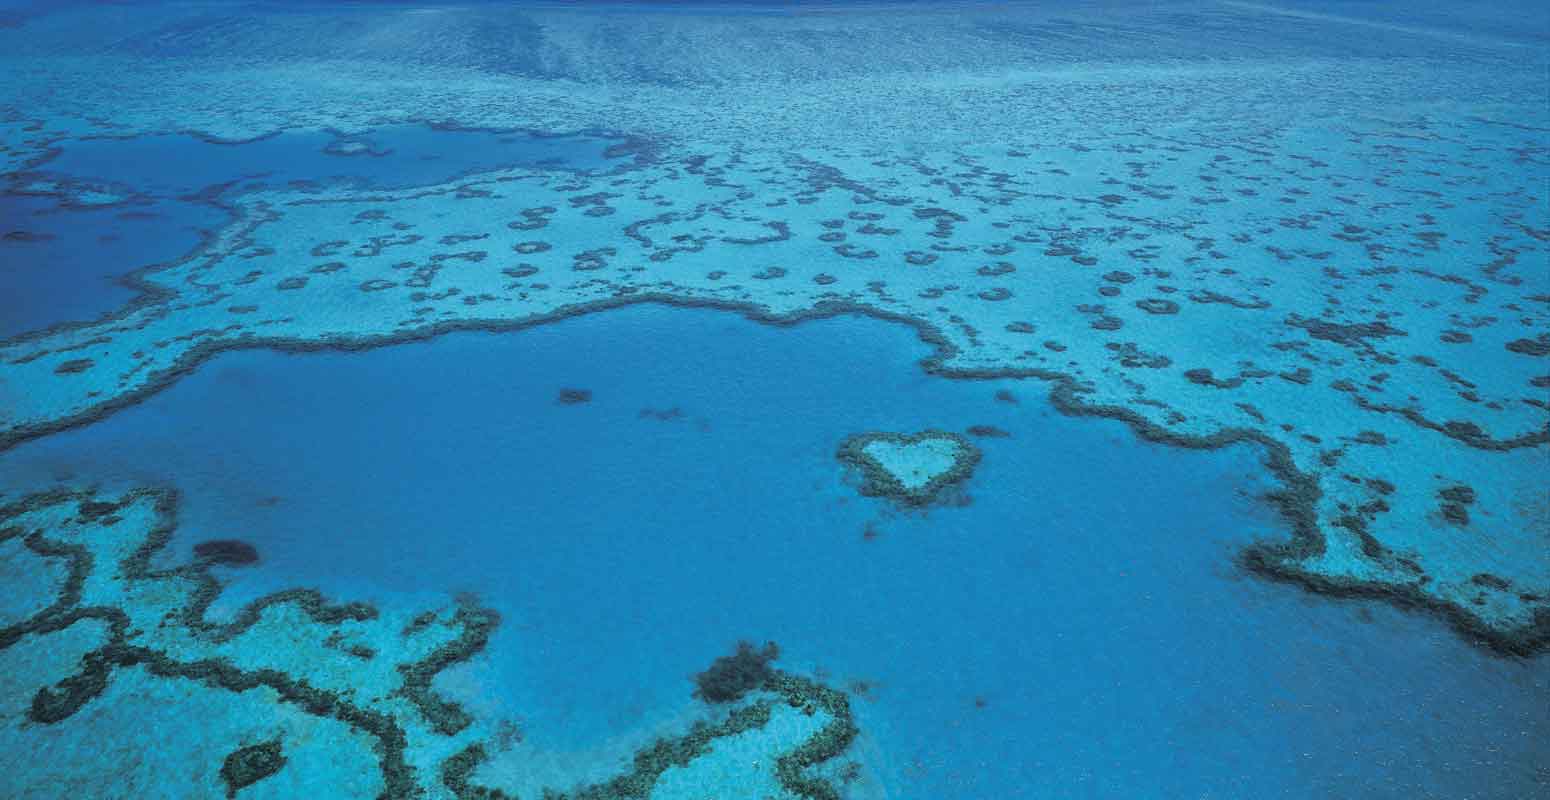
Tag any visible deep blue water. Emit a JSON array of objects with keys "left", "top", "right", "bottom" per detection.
[
  {"left": 1, "top": 304, "right": 1544, "bottom": 798},
  {"left": 0, "top": 125, "right": 622, "bottom": 338},
  {"left": 0, "top": 193, "right": 222, "bottom": 338}
]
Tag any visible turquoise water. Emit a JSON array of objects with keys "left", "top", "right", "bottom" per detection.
[
  {"left": 1, "top": 304, "right": 1544, "bottom": 797},
  {"left": 1, "top": 125, "right": 624, "bottom": 337},
  {"left": 1, "top": 1, "right": 1547, "bottom": 797}
]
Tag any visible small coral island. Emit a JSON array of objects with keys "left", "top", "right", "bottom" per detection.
[{"left": 837, "top": 430, "right": 982, "bottom": 507}]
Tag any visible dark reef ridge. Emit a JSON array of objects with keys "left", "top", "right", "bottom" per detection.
[
  {"left": 0, "top": 486, "right": 866, "bottom": 798},
  {"left": 0, "top": 293, "right": 1544, "bottom": 656},
  {"left": 0, "top": 488, "right": 425, "bottom": 796}
]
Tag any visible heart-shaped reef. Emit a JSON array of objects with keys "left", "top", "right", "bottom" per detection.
[{"left": 837, "top": 429, "right": 982, "bottom": 507}]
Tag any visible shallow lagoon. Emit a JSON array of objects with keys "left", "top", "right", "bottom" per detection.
[
  {"left": 1, "top": 303, "right": 1543, "bottom": 798},
  {"left": 0, "top": 124, "right": 625, "bottom": 337},
  {"left": 0, "top": 192, "right": 222, "bottom": 338}
]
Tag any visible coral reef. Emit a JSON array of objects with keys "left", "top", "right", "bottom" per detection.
[
  {"left": 220, "top": 739, "right": 286, "bottom": 798},
  {"left": 0, "top": 488, "right": 864, "bottom": 797},
  {"left": 837, "top": 430, "right": 982, "bottom": 507},
  {"left": 193, "top": 539, "right": 260, "bottom": 566},
  {"left": 0, "top": 0, "right": 1546, "bottom": 664},
  {"left": 693, "top": 640, "right": 781, "bottom": 704}
]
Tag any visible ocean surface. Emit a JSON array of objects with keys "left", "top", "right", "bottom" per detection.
[
  {"left": 1, "top": 126, "right": 624, "bottom": 338},
  {"left": 2, "top": 300, "right": 1547, "bottom": 798},
  {"left": 0, "top": 2, "right": 1546, "bottom": 799}
]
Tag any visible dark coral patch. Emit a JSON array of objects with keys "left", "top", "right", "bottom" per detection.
[
  {"left": 978, "top": 288, "right": 1012, "bottom": 301},
  {"left": 694, "top": 641, "right": 780, "bottom": 704},
  {"left": 1, "top": 230, "right": 54, "bottom": 243},
  {"left": 194, "top": 539, "right": 260, "bottom": 567},
  {"left": 1472, "top": 573, "right": 1512, "bottom": 591},
  {"left": 220, "top": 739, "right": 286, "bottom": 798},
  {"left": 1184, "top": 368, "right": 1243, "bottom": 389},
  {"left": 1506, "top": 334, "right": 1550, "bottom": 357},
  {"left": 1135, "top": 298, "right": 1180, "bottom": 315},
  {"left": 1437, "top": 484, "right": 1477, "bottom": 526}
]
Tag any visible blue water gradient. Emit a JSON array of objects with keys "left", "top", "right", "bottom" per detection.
[
  {"left": 1, "top": 303, "right": 1543, "bottom": 798},
  {"left": 0, "top": 126, "right": 622, "bottom": 338},
  {"left": 3, "top": 1, "right": 1548, "bottom": 795}
]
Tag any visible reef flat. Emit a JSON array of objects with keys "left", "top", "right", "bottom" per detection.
[
  {"left": 0, "top": 2, "right": 1545, "bottom": 655},
  {"left": 3, "top": 117, "right": 1545, "bottom": 652},
  {"left": 0, "top": 488, "right": 861, "bottom": 798},
  {"left": 838, "top": 431, "right": 981, "bottom": 507}
]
